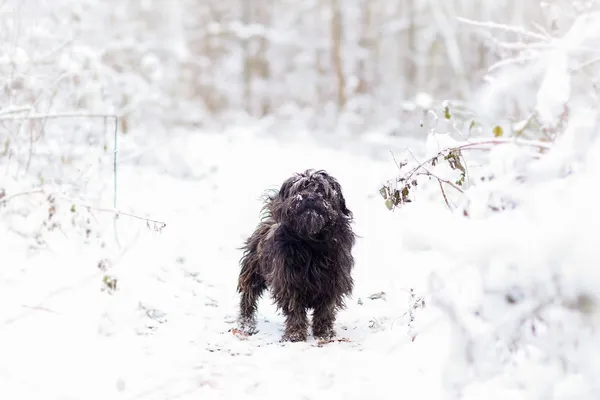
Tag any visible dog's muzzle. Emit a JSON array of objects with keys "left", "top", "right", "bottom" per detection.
[
  {"left": 296, "top": 193, "right": 327, "bottom": 214},
  {"left": 285, "top": 193, "right": 329, "bottom": 236}
]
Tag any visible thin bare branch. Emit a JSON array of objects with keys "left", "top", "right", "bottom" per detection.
[
  {"left": 0, "top": 189, "right": 44, "bottom": 205},
  {"left": 55, "top": 193, "right": 167, "bottom": 231},
  {"left": 0, "top": 188, "right": 166, "bottom": 231},
  {"left": 404, "top": 138, "right": 551, "bottom": 183},
  {"left": 438, "top": 179, "right": 452, "bottom": 210},
  {"left": 416, "top": 171, "right": 464, "bottom": 194},
  {"left": 88, "top": 205, "right": 167, "bottom": 231},
  {"left": 0, "top": 106, "right": 32, "bottom": 116},
  {"left": 0, "top": 112, "right": 118, "bottom": 121},
  {"left": 456, "top": 16, "right": 550, "bottom": 41}
]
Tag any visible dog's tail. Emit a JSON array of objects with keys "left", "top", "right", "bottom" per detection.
[
  {"left": 237, "top": 223, "right": 269, "bottom": 293},
  {"left": 237, "top": 247, "right": 262, "bottom": 294}
]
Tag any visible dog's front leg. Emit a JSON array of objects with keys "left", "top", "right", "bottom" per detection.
[
  {"left": 280, "top": 305, "right": 308, "bottom": 342},
  {"left": 312, "top": 301, "right": 337, "bottom": 340},
  {"left": 267, "top": 247, "right": 309, "bottom": 342}
]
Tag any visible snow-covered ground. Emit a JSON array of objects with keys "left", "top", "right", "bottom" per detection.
[{"left": 0, "top": 128, "right": 453, "bottom": 400}]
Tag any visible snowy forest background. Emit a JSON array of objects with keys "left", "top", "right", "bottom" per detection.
[
  {"left": 3, "top": 0, "right": 600, "bottom": 399},
  {"left": 0, "top": 0, "right": 570, "bottom": 136}
]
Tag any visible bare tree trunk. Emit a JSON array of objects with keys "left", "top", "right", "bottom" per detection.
[
  {"left": 371, "top": 0, "right": 381, "bottom": 89},
  {"left": 356, "top": 0, "right": 372, "bottom": 95},
  {"left": 405, "top": 0, "right": 417, "bottom": 96},
  {"left": 330, "top": 0, "right": 345, "bottom": 110},
  {"left": 315, "top": 2, "right": 326, "bottom": 110},
  {"left": 242, "top": 0, "right": 251, "bottom": 114},
  {"left": 184, "top": 2, "right": 227, "bottom": 114},
  {"left": 256, "top": 0, "right": 271, "bottom": 116},
  {"left": 205, "top": 5, "right": 229, "bottom": 113},
  {"left": 316, "top": 48, "right": 326, "bottom": 108}
]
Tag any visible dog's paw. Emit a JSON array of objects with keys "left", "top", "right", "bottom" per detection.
[
  {"left": 244, "top": 324, "right": 259, "bottom": 335},
  {"left": 312, "top": 327, "right": 336, "bottom": 341},
  {"left": 237, "top": 319, "right": 259, "bottom": 336},
  {"left": 315, "top": 337, "right": 352, "bottom": 347},
  {"left": 280, "top": 330, "right": 308, "bottom": 343}
]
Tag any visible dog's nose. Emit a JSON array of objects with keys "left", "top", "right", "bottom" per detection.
[{"left": 306, "top": 194, "right": 316, "bottom": 203}]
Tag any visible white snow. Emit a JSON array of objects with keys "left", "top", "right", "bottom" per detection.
[
  {"left": 0, "top": 129, "right": 450, "bottom": 400},
  {"left": 535, "top": 48, "right": 570, "bottom": 125},
  {"left": 3, "top": 97, "right": 600, "bottom": 400},
  {"left": 4, "top": 2, "right": 600, "bottom": 399}
]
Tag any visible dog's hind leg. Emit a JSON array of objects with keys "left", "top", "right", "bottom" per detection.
[{"left": 237, "top": 252, "right": 266, "bottom": 335}]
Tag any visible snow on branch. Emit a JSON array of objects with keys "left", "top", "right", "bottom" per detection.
[
  {"left": 456, "top": 16, "right": 550, "bottom": 41},
  {"left": 0, "top": 186, "right": 166, "bottom": 233},
  {"left": 381, "top": 133, "right": 550, "bottom": 212},
  {"left": 0, "top": 112, "right": 119, "bottom": 121},
  {"left": 385, "top": 5, "right": 600, "bottom": 398}
]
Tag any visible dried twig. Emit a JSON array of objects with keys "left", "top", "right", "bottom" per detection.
[
  {"left": 89, "top": 206, "right": 167, "bottom": 231},
  {"left": 0, "top": 112, "right": 118, "bottom": 121},
  {"left": 0, "top": 187, "right": 166, "bottom": 231},
  {"left": 0, "top": 188, "right": 44, "bottom": 205},
  {"left": 405, "top": 147, "right": 466, "bottom": 194},
  {"left": 415, "top": 172, "right": 465, "bottom": 194},
  {"left": 456, "top": 16, "right": 550, "bottom": 41},
  {"left": 383, "top": 136, "right": 550, "bottom": 210},
  {"left": 56, "top": 193, "right": 166, "bottom": 231},
  {"left": 405, "top": 138, "right": 549, "bottom": 183},
  {"left": 438, "top": 180, "right": 452, "bottom": 210},
  {"left": 390, "top": 150, "right": 406, "bottom": 170},
  {"left": 0, "top": 106, "right": 32, "bottom": 116}
]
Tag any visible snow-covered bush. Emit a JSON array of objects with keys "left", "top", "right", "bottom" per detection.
[
  {"left": 0, "top": 0, "right": 167, "bottom": 290},
  {"left": 383, "top": 3, "right": 600, "bottom": 398},
  {"left": 0, "top": 0, "right": 108, "bottom": 245}
]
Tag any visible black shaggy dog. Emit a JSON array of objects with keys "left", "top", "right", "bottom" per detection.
[{"left": 236, "top": 169, "right": 356, "bottom": 342}]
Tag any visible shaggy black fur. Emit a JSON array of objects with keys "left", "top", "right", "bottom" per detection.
[{"left": 236, "top": 169, "right": 356, "bottom": 342}]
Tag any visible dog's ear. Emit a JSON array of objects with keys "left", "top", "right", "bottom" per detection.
[
  {"left": 277, "top": 175, "right": 296, "bottom": 201},
  {"left": 337, "top": 189, "right": 352, "bottom": 218},
  {"left": 263, "top": 176, "right": 295, "bottom": 221},
  {"left": 327, "top": 175, "right": 352, "bottom": 218}
]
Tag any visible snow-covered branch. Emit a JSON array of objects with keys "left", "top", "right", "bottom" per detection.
[{"left": 387, "top": 3, "right": 600, "bottom": 398}]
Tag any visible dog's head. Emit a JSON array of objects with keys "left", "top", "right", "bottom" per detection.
[{"left": 268, "top": 169, "right": 352, "bottom": 238}]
